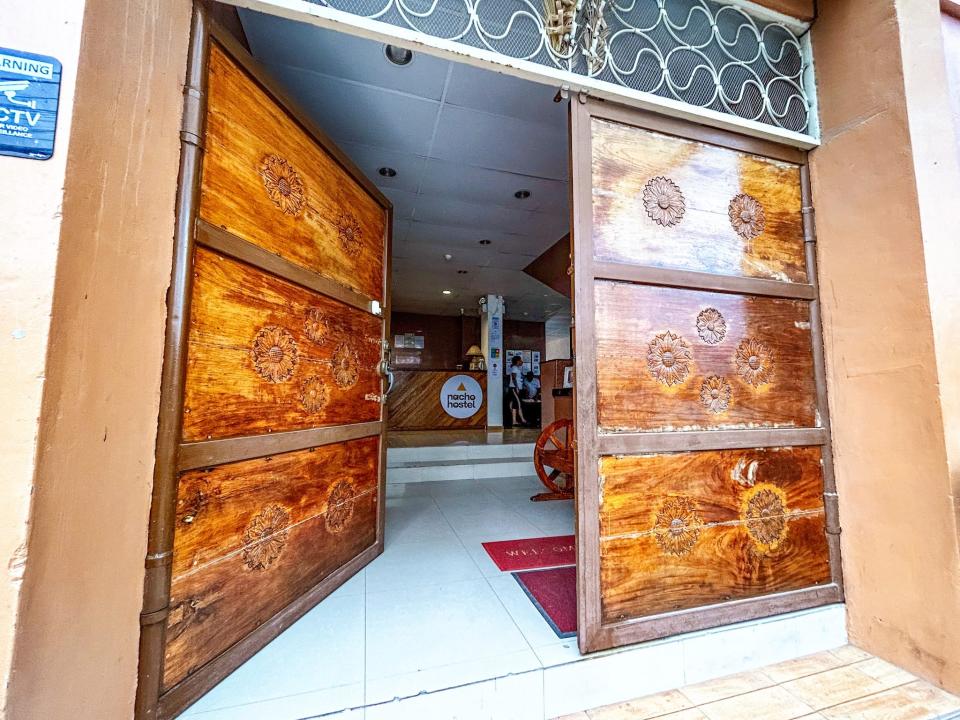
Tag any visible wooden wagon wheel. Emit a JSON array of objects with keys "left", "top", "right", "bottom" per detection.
[{"left": 531, "top": 418, "right": 575, "bottom": 502}]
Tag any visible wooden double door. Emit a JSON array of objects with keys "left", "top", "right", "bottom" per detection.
[
  {"left": 138, "top": 9, "right": 841, "bottom": 718},
  {"left": 569, "top": 99, "right": 842, "bottom": 653},
  {"left": 137, "top": 12, "right": 391, "bottom": 719}
]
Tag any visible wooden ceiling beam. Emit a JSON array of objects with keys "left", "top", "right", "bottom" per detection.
[{"left": 524, "top": 234, "right": 572, "bottom": 300}]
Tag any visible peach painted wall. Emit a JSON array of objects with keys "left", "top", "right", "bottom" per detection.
[
  {"left": 4, "top": 0, "right": 191, "bottom": 717},
  {"left": 811, "top": 0, "right": 960, "bottom": 693},
  {"left": 0, "top": 2, "right": 86, "bottom": 714}
]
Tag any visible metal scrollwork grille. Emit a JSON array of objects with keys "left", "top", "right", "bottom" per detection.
[{"left": 310, "top": 0, "right": 813, "bottom": 134}]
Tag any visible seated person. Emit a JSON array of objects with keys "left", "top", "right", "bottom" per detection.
[
  {"left": 520, "top": 371, "right": 542, "bottom": 427},
  {"left": 523, "top": 371, "right": 541, "bottom": 400}
]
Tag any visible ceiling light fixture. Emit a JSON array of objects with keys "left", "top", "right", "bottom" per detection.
[
  {"left": 457, "top": 270, "right": 468, "bottom": 274},
  {"left": 514, "top": 189, "right": 531, "bottom": 199},
  {"left": 478, "top": 239, "right": 491, "bottom": 245},
  {"left": 384, "top": 44, "right": 414, "bottom": 66},
  {"left": 378, "top": 166, "right": 397, "bottom": 177},
  {"left": 442, "top": 289, "right": 452, "bottom": 295}
]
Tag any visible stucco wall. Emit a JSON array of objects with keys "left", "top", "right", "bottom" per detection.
[
  {"left": 5, "top": 0, "right": 191, "bottom": 717},
  {"left": 0, "top": 2, "right": 86, "bottom": 714},
  {"left": 811, "top": 0, "right": 960, "bottom": 693},
  {"left": 943, "top": 13, "right": 960, "bottom": 169}
]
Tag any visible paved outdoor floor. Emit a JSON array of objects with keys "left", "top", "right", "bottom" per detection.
[{"left": 555, "top": 645, "right": 960, "bottom": 720}]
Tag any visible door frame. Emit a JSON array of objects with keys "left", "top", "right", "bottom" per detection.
[
  {"left": 135, "top": 5, "right": 393, "bottom": 718},
  {"left": 569, "top": 96, "right": 844, "bottom": 654}
]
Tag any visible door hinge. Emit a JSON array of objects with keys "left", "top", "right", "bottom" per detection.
[{"left": 802, "top": 205, "right": 816, "bottom": 244}]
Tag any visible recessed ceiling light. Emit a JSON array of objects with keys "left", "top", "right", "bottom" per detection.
[
  {"left": 384, "top": 44, "right": 413, "bottom": 66},
  {"left": 443, "top": 253, "right": 453, "bottom": 261},
  {"left": 442, "top": 289, "right": 452, "bottom": 295},
  {"left": 378, "top": 166, "right": 397, "bottom": 177},
  {"left": 514, "top": 189, "right": 531, "bottom": 199},
  {"left": 478, "top": 239, "right": 491, "bottom": 245}
]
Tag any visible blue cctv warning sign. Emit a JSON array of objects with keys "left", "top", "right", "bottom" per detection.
[{"left": 0, "top": 47, "right": 62, "bottom": 160}]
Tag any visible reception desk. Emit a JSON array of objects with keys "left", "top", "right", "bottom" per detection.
[{"left": 387, "top": 369, "right": 487, "bottom": 431}]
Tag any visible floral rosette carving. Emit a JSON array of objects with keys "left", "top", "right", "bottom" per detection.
[
  {"left": 741, "top": 483, "right": 788, "bottom": 551},
  {"left": 303, "top": 307, "right": 329, "bottom": 345},
  {"left": 241, "top": 504, "right": 291, "bottom": 571},
  {"left": 259, "top": 154, "right": 305, "bottom": 216},
  {"left": 332, "top": 342, "right": 360, "bottom": 389},
  {"left": 646, "top": 331, "right": 693, "bottom": 386},
  {"left": 336, "top": 211, "right": 363, "bottom": 257},
  {"left": 642, "top": 176, "right": 685, "bottom": 227},
  {"left": 251, "top": 326, "right": 299, "bottom": 383},
  {"left": 654, "top": 496, "right": 702, "bottom": 556},
  {"left": 728, "top": 193, "right": 766, "bottom": 240},
  {"left": 699, "top": 375, "right": 733, "bottom": 414},
  {"left": 695, "top": 307, "right": 727, "bottom": 344},
  {"left": 299, "top": 375, "right": 329, "bottom": 414},
  {"left": 735, "top": 338, "right": 774, "bottom": 387},
  {"left": 325, "top": 480, "right": 355, "bottom": 534}
]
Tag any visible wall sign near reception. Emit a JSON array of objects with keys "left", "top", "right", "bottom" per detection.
[
  {"left": 440, "top": 374, "right": 484, "bottom": 419},
  {"left": 0, "top": 48, "right": 62, "bottom": 160}
]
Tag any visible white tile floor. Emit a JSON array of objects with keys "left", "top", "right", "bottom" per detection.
[
  {"left": 180, "top": 474, "right": 577, "bottom": 720},
  {"left": 178, "top": 473, "right": 849, "bottom": 720}
]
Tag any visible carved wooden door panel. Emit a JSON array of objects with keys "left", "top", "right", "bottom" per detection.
[
  {"left": 569, "top": 99, "right": 842, "bottom": 654},
  {"left": 138, "top": 14, "right": 391, "bottom": 720}
]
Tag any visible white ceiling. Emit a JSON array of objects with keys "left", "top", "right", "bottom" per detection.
[{"left": 238, "top": 9, "right": 571, "bottom": 321}]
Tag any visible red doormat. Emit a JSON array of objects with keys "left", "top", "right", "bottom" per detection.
[
  {"left": 514, "top": 565, "right": 577, "bottom": 638},
  {"left": 481, "top": 535, "right": 575, "bottom": 572}
]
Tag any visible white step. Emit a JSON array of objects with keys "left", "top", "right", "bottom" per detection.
[
  {"left": 387, "top": 443, "right": 535, "bottom": 466},
  {"left": 386, "top": 444, "right": 537, "bottom": 483}
]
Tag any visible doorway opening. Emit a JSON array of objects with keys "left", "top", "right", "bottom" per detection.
[
  {"left": 176, "top": 7, "right": 577, "bottom": 718},
  {"left": 156, "top": 5, "right": 847, "bottom": 718}
]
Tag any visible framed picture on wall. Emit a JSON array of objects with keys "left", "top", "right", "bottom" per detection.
[
  {"left": 506, "top": 349, "right": 532, "bottom": 373},
  {"left": 562, "top": 366, "right": 574, "bottom": 388}
]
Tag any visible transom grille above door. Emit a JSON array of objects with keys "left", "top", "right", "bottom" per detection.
[
  {"left": 310, "top": 0, "right": 815, "bottom": 135},
  {"left": 569, "top": 97, "right": 841, "bottom": 653}
]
